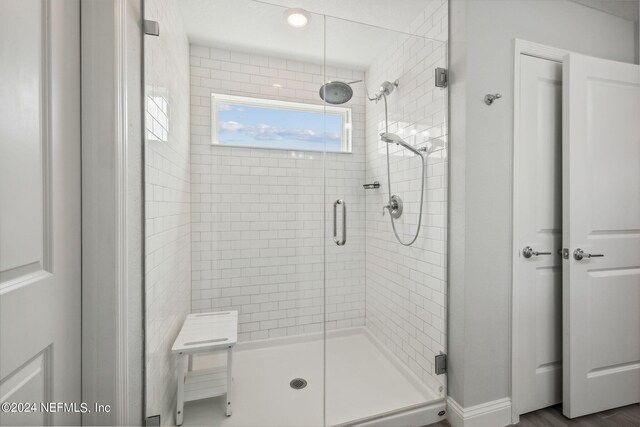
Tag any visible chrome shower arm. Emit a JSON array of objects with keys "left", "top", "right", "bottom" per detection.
[{"left": 360, "top": 82, "right": 381, "bottom": 102}]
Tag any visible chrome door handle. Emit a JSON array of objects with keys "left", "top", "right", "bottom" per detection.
[
  {"left": 573, "top": 248, "right": 604, "bottom": 261},
  {"left": 333, "top": 199, "right": 346, "bottom": 246},
  {"left": 522, "top": 246, "right": 552, "bottom": 259}
]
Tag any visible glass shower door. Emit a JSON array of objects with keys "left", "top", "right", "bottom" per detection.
[
  {"left": 323, "top": 15, "right": 449, "bottom": 426},
  {"left": 143, "top": 0, "right": 449, "bottom": 424}
]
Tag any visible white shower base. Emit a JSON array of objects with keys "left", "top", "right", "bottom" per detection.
[{"left": 181, "top": 327, "right": 446, "bottom": 427}]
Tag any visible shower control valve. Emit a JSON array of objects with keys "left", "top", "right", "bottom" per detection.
[{"left": 383, "top": 195, "right": 403, "bottom": 219}]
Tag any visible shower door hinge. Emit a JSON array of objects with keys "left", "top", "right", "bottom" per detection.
[
  {"left": 435, "top": 68, "right": 448, "bottom": 88},
  {"left": 145, "top": 415, "right": 160, "bottom": 426},
  {"left": 144, "top": 20, "right": 160, "bottom": 36},
  {"left": 435, "top": 352, "right": 447, "bottom": 375}
]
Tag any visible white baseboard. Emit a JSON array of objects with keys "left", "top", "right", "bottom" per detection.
[{"left": 447, "top": 397, "right": 512, "bottom": 427}]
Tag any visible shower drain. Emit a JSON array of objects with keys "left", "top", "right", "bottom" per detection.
[{"left": 289, "top": 378, "right": 307, "bottom": 389}]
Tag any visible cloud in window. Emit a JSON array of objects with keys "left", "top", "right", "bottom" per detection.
[
  {"left": 220, "top": 120, "right": 244, "bottom": 131},
  {"left": 218, "top": 104, "right": 246, "bottom": 112},
  {"left": 220, "top": 121, "right": 339, "bottom": 142}
]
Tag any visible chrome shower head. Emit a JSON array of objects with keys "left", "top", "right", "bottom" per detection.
[
  {"left": 319, "top": 80, "right": 362, "bottom": 104},
  {"left": 380, "top": 132, "right": 403, "bottom": 145},
  {"left": 379, "top": 80, "right": 399, "bottom": 97},
  {"left": 380, "top": 132, "right": 422, "bottom": 156},
  {"left": 319, "top": 79, "right": 398, "bottom": 104}
]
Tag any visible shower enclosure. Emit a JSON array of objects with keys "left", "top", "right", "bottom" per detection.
[{"left": 144, "top": 0, "right": 448, "bottom": 425}]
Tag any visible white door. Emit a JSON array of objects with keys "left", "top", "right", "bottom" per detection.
[
  {"left": 562, "top": 53, "right": 640, "bottom": 418},
  {"left": 0, "top": 1, "right": 81, "bottom": 425},
  {"left": 515, "top": 54, "right": 563, "bottom": 415}
]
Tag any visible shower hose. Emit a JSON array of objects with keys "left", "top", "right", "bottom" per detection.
[{"left": 382, "top": 94, "right": 426, "bottom": 246}]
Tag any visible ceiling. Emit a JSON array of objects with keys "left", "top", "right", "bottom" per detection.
[
  {"left": 568, "top": 0, "right": 639, "bottom": 21},
  {"left": 178, "top": 0, "right": 434, "bottom": 70},
  {"left": 179, "top": 0, "right": 639, "bottom": 70},
  {"left": 256, "top": 0, "right": 434, "bottom": 31}
]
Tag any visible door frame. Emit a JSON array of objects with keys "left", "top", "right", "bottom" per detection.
[
  {"left": 510, "top": 39, "right": 569, "bottom": 424},
  {"left": 80, "top": 0, "right": 144, "bottom": 424}
]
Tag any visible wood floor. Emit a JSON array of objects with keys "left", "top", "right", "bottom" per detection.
[
  {"left": 511, "top": 404, "right": 640, "bottom": 427},
  {"left": 425, "top": 403, "right": 639, "bottom": 427}
]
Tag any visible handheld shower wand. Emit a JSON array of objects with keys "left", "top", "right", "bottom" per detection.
[
  {"left": 380, "top": 132, "right": 423, "bottom": 157},
  {"left": 380, "top": 93, "right": 426, "bottom": 247}
]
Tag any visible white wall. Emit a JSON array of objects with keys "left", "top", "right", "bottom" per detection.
[
  {"left": 448, "top": 0, "right": 637, "bottom": 409},
  {"left": 364, "top": 0, "right": 449, "bottom": 393},
  {"left": 144, "top": 0, "right": 191, "bottom": 423},
  {"left": 189, "top": 46, "right": 367, "bottom": 340}
]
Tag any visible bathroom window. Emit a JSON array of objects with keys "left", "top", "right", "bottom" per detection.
[{"left": 211, "top": 93, "right": 352, "bottom": 153}]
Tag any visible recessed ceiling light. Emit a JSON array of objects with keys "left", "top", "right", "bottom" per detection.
[
  {"left": 284, "top": 8, "right": 311, "bottom": 28},
  {"left": 272, "top": 83, "right": 283, "bottom": 88}
]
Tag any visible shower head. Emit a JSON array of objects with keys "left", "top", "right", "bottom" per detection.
[
  {"left": 319, "top": 79, "right": 398, "bottom": 104},
  {"left": 380, "top": 132, "right": 422, "bottom": 157},
  {"left": 379, "top": 80, "right": 399, "bottom": 97},
  {"left": 319, "top": 80, "right": 362, "bottom": 104}
]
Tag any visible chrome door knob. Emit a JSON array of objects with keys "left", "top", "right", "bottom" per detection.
[
  {"left": 573, "top": 248, "right": 604, "bottom": 261},
  {"left": 522, "top": 246, "right": 552, "bottom": 259}
]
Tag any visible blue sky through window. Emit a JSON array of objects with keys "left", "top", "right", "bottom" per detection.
[{"left": 217, "top": 103, "right": 344, "bottom": 152}]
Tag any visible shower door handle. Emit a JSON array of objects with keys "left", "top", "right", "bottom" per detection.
[{"left": 333, "top": 199, "right": 346, "bottom": 246}]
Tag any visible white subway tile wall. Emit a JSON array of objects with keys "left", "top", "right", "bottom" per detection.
[
  {"left": 189, "top": 46, "right": 368, "bottom": 340},
  {"left": 144, "top": 0, "right": 191, "bottom": 423},
  {"left": 364, "top": 0, "right": 448, "bottom": 393},
  {"left": 187, "top": 0, "right": 448, "bottom": 392}
]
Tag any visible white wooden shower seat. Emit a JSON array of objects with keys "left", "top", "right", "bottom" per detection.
[{"left": 172, "top": 311, "right": 238, "bottom": 425}]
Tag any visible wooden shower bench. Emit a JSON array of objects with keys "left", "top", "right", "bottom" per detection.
[{"left": 172, "top": 311, "right": 238, "bottom": 425}]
